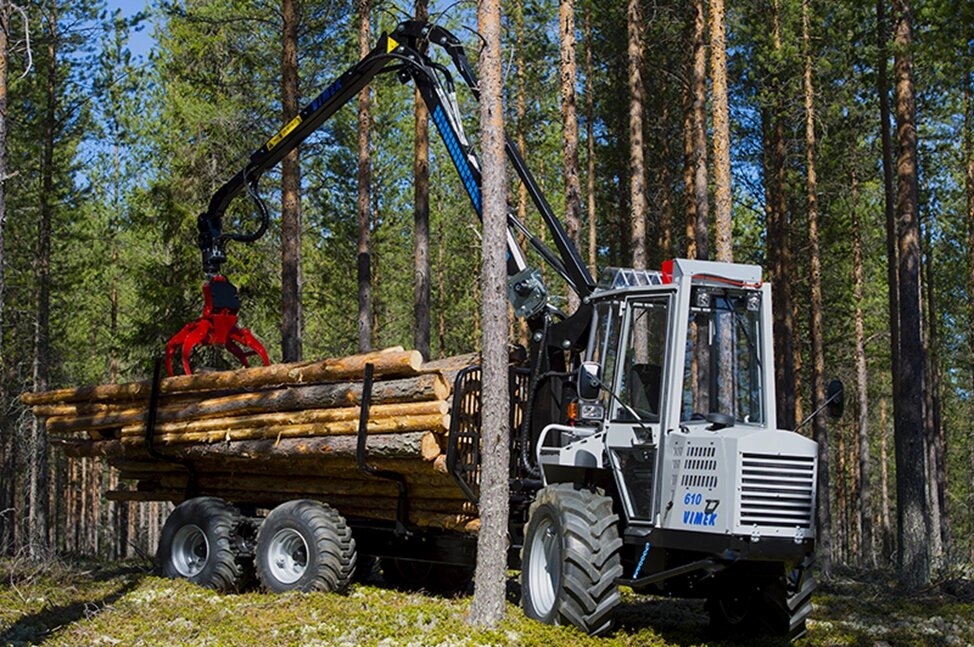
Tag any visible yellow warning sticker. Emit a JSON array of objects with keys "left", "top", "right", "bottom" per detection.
[
  {"left": 387, "top": 36, "right": 399, "bottom": 53},
  {"left": 266, "top": 115, "right": 303, "bottom": 150}
]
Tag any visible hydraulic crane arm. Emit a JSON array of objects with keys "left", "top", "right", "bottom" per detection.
[{"left": 196, "top": 20, "right": 595, "bottom": 320}]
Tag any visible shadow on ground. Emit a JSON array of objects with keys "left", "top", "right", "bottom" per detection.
[{"left": 1, "top": 565, "right": 143, "bottom": 645}]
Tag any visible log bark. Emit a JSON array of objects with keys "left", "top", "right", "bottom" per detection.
[
  {"left": 419, "top": 352, "right": 478, "bottom": 372},
  {"left": 23, "top": 348, "right": 419, "bottom": 405},
  {"left": 154, "top": 474, "right": 466, "bottom": 500},
  {"left": 63, "top": 432, "right": 438, "bottom": 461},
  {"left": 51, "top": 398, "right": 449, "bottom": 436},
  {"left": 39, "top": 373, "right": 448, "bottom": 429},
  {"left": 129, "top": 466, "right": 459, "bottom": 488},
  {"left": 119, "top": 408, "right": 447, "bottom": 437},
  {"left": 117, "top": 416, "right": 448, "bottom": 446},
  {"left": 110, "top": 456, "right": 451, "bottom": 480}
]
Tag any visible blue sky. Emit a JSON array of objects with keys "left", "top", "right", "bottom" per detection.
[{"left": 107, "top": 0, "right": 155, "bottom": 59}]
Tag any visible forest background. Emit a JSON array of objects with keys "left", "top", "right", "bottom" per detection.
[{"left": 0, "top": 0, "right": 971, "bottom": 591}]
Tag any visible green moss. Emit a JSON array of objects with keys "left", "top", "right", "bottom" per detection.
[{"left": 2, "top": 559, "right": 972, "bottom": 646}]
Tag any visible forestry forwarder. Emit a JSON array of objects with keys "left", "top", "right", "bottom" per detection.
[{"left": 159, "top": 19, "right": 838, "bottom": 640}]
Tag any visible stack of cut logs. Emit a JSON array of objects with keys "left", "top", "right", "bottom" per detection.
[{"left": 22, "top": 348, "right": 482, "bottom": 533}]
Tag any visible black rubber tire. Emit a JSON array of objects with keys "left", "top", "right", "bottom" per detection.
[
  {"left": 255, "top": 499, "right": 356, "bottom": 593},
  {"left": 706, "top": 569, "right": 815, "bottom": 641},
  {"left": 520, "top": 483, "right": 623, "bottom": 636},
  {"left": 380, "top": 557, "right": 474, "bottom": 595},
  {"left": 764, "top": 569, "right": 815, "bottom": 640},
  {"left": 157, "top": 496, "right": 247, "bottom": 592}
]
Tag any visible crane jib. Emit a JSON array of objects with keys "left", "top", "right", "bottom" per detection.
[{"left": 263, "top": 78, "right": 345, "bottom": 154}]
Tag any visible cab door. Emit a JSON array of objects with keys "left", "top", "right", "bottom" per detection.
[{"left": 603, "top": 294, "right": 674, "bottom": 524}]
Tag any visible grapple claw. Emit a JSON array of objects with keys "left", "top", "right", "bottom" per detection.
[{"left": 164, "top": 276, "right": 270, "bottom": 376}]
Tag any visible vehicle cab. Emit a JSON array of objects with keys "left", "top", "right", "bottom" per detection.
[{"left": 536, "top": 258, "right": 818, "bottom": 551}]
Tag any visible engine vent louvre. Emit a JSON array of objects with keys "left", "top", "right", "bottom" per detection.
[
  {"left": 738, "top": 452, "right": 814, "bottom": 528},
  {"left": 680, "top": 444, "right": 718, "bottom": 489}
]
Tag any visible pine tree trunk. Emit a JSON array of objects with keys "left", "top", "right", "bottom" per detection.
[
  {"left": 110, "top": 106, "right": 120, "bottom": 384},
  {"left": 878, "top": 0, "right": 900, "bottom": 418},
  {"left": 837, "top": 426, "right": 847, "bottom": 563},
  {"left": 891, "top": 0, "right": 930, "bottom": 589},
  {"left": 281, "top": 0, "right": 303, "bottom": 362},
  {"left": 685, "top": 0, "right": 708, "bottom": 260},
  {"left": 0, "top": 0, "right": 10, "bottom": 555},
  {"left": 560, "top": 0, "right": 582, "bottom": 311},
  {"left": 763, "top": 1, "right": 796, "bottom": 432},
  {"left": 413, "top": 0, "right": 430, "bottom": 360},
  {"left": 656, "top": 103, "right": 673, "bottom": 261},
  {"left": 970, "top": 436, "right": 974, "bottom": 564},
  {"left": 801, "top": 0, "right": 831, "bottom": 573},
  {"left": 682, "top": 81, "right": 694, "bottom": 259},
  {"left": 709, "top": 0, "right": 735, "bottom": 414},
  {"left": 851, "top": 140, "right": 873, "bottom": 567},
  {"left": 880, "top": 397, "right": 892, "bottom": 562},
  {"left": 627, "top": 0, "right": 646, "bottom": 270},
  {"left": 30, "top": 9, "right": 59, "bottom": 560},
  {"left": 966, "top": 59, "right": 974, "bottom": 568},
  {"left": 682, "top": 14, "right": 706, "bottom": 399},
  {"left": 920, "top": 225, "right": 943, "bottom": 563},
  {"left": 709, "top": 0, "right": 732, "bottom": 262},
  {"left": 584, "top": 8, "right": 597, "bottom": 275},
  {"left": 469, "top": 0, "right": 508, "bottom": 626},
  {"left": 356, "top": 0, "right": 372, "bottom": 353},
  {"left": 91, "top": 458, "right": 101, "bottom": 555},
  {"left": 437, "top": 235, "right": 446, "bottom": 358},
  {"left": 515, "top": 0, "right": 528, "bottom": 235}
]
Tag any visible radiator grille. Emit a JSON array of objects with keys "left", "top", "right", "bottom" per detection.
[{"left": 738, "top": 452, "right": 815, "bottom": 528}]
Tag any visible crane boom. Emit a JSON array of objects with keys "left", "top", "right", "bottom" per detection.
[{"left": 195, "top": 20, "right": 595, "bottom": 321}]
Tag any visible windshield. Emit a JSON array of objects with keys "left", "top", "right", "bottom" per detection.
[{"left": 681, "top": 290, "right": 763, "bottom": 424}]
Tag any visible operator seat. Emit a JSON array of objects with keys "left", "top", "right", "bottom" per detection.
[{"left": 628, "top": 363, "right": 661, "bottom": 418}]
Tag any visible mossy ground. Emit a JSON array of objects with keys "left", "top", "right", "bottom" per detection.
[{"left": 1, "top": 558, "right": 971, "bottom": 646}]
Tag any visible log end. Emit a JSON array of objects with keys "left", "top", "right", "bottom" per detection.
[{"left": 420, "top": 432, "right": 442, "bottom": 462}]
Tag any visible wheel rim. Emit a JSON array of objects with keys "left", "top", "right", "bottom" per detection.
[
  {"left": 717, "top": 592, "right": 751, "bottom": 625},
  {"left": 172, "top": 524, "right": 209, "bottom": 578},
  {"left": 267, "top": 528, "right": 309, "bottom": 585},
  {"left": 528, "top": 515, "right": 560, "bottom": 616}
]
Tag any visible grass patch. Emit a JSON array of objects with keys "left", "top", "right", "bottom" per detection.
[{"left": 1, "top": 559, "right": 971, "bottom": 645}]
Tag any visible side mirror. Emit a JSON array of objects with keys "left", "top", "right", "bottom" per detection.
[
  {"left": 827, "top": 379, "right": 844, "bottom": 418},
  {"left": 577, "top": 361, "right": 602, "bottom": 401}
]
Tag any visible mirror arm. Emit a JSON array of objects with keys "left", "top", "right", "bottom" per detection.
[
  {"left": 793, "top": 386, "right": 844, "bottom": 434},
  {"left": 587, "top": 373, "right": 656, "bottom": 441}
]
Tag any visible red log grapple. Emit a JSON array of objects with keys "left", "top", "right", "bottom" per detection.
[{"left": 165, "top": 275, "right": 270, "bottom": 376}]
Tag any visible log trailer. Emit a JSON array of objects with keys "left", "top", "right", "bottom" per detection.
[{"left": 151, "top": 19, "right": 835, "bottom": 639}]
